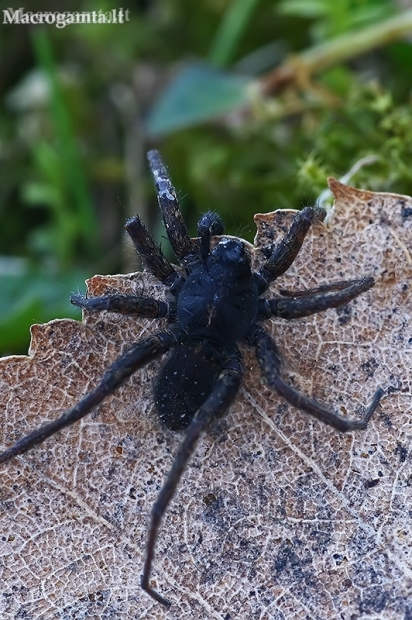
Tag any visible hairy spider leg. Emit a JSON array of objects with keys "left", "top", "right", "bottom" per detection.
[
  {"left": 251, "top": 327, "right": 384, "bottom": 432},
  {"left": 147, "top": 150, "right": 196, "bottom": 262},
  {"left": 257, "top": 206, "right": 326, "bottom": 291},
  {"left": 0, "top": 329, "right": 181, "bottom": 464},
  {"left": 258, "top": 276, "right": 374, "bottom": 320},
  {"left": 278, "top": 278, "right": 374, "bottom": 297},
  {"left": 70, "top": 292, "right": 176, "bottom": 321},
  {"left": 197, "top": 211, "right": 225, "bottom": 259},
  {"left": 125, "top": 215, "right": 177, "bottom": 283},
  {"left": 141, "top": 347, "right": 243, "bottom": 607}
]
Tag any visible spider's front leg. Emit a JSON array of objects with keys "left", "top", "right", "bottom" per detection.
[
  {"left": 147, "top": 150, "right": 196, "bottom": 262},
  {"left": 256, "top": 206, "right": 326, "bottom": 292},
  {"left": 0, "top": 329, "right": 181, "bottom": 463},
  {"left": 250, "top": 327, "right": 384, "bottom": 432},
  {"left": 141, "top": 347, "right": 243, "bottom": 607},
  {"left": 125, "top": 214, "right": 178, "bottom": 284}
]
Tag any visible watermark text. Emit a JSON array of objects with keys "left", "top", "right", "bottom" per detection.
[{"left": 3, "top": 8, "right": 130, "bottom": 28}]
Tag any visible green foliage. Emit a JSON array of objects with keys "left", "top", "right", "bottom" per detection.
[
  {"left": 148, "top": 65, "right": 252, "bottom": 136},
  {"left": 1, "top": 0, "right": 412, "bottom": 354},
  {"left": 208, "top": 0, "right": 262, "bottom": 66},
  {"left": 0, "top": 266, "right": 87, "bottom": 354},
  {"left": 277, "top": 0, "right": 394, "bottom": 41},
  {"left": 31, "top": 29, "right": 98, "bottom": 263},
  {"left": 299, "top": 79, "right": 412, "bottom": 192}
]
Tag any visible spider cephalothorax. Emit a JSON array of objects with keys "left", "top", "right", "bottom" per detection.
[{"left": 0, "top": 150, "right": 383, "bottom": 607}]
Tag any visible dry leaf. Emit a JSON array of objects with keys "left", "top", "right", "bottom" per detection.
[{"left": 0, "top": 180, "right": 411, "bottom": 619}]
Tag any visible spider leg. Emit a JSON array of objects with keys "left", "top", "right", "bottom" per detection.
[
  {"left": 251, "top": 327, "right": 384, "bottom": 432},
  {"left": 70, "top": 292, "right": 176, "bottom": 321},
  {"left": 197, "top": 211, "right": 224, "bottom": 259},
  {"left": 278, "top": 278, "right": 373, "bottom": 297},
  {"left": 125, "top": 215, "right": 177, "bottom": 284},
  {"left": 256, "top": 206, "right": 326, "bottom": 292},
  {"left": 0, "top": 329, "right": 181, "bottom": 464},
  {"left": 141, "top": 348, "right": 243, "bottom": 607},
  {"left": 147, "top": 150, "right": 196, "bottom": 262},
  {"left": 258, "top": 276, "right": 374, "bottom": 320}
]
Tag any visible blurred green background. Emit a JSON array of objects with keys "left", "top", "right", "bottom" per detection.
[{"left": 1, "top": 0, "right": 412, "bottom": 354}]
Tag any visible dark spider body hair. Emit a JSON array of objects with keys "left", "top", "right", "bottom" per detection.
[
  {"left": 0, "top": 150, "right": 384, "bottom": 608},
  {"left": 156, "top": 234, "right": 259, "bottom": 430}
]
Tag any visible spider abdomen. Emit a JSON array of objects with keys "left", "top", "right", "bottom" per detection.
[{"left": 154, "top": 343, "right": 223, "bottom": 430}]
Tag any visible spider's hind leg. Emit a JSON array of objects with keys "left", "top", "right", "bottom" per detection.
[
  {"left": 258, "top": 276, "right": 374, "bottom": 320},
  {"left": 141, "top": 346, "right": 243, "bottom": 607},
  {"left": 278, "top": 278, "right": 373, "bottom": 298},
  {"left": 0, "top": 328, "right": 181, "bottom": 464},
  {"left": 251, "top": 327, "right": 384, "bottom": 432},
  {"left": 147, "top": 150, "right": 196, "bottom": 263}
]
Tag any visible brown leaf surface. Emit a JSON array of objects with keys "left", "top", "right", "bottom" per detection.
[{"left": 0, "top": 180, "right": 411, "bottom": 619}]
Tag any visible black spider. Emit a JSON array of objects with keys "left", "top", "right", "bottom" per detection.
[{"left": 0, "top": 150, "right": 383, "bottom": 607}]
